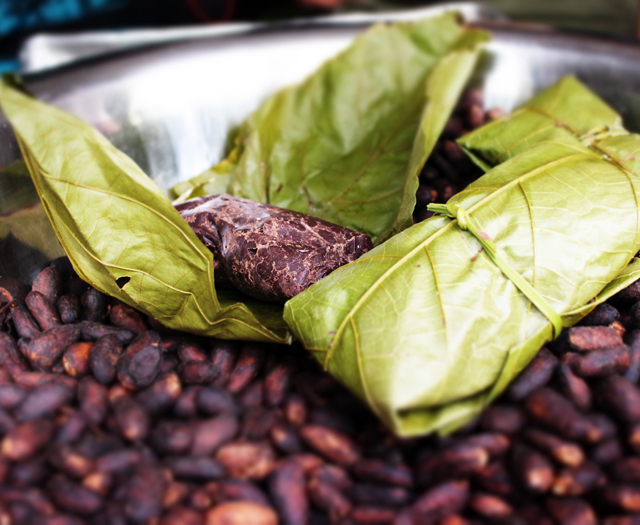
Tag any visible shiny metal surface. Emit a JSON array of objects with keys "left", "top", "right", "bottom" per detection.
[{"left": 4, "top": 6, "right": 640, "bottom": 283}]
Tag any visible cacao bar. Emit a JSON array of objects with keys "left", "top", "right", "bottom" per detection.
[{"left": 175, "top": 194, "right": 373, "bottom": 302}]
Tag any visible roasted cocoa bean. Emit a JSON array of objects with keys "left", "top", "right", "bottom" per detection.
[
  {"left": 349, "top": 484, "right": 411, "bottom": 507},
  {"left": 62, "top": 341, "right": 93, "bottom": 377},
  {"left": 417, "top": 443, "right": 488, "bottom": 486},
  {"left": 216, "top": 441, "right": 276, "bottom": 480},
  {"left": 567, "top": 326, "right": 623, "bottom": 352},
  {"left": 122, "top": 464, "right": 166, "bottom": 522},
  {"left": 523, "top": 428, "right": 584, "bottom": 467},
  {"left": 307, "top": 479, "right": 352, "bottom": 521},
  {"left": 581, "top": 303, "right": 621, "bottom": 326},
  {"left": 210, "top": 341, "right": 237, "bottom": 386},
  {"left": 227, "top": 345, "right": 265, "bottom": 394},
  {"left": 79, "top": 321, "right": 134, "bottom": 344},
  {"left": 299, "top": 424, "right": 361, "bottom": 466},
  {"left": 161, "top": 506, "right": 203, "bottom": 525},
  {"left": 135, "top": 371, "right": 182, "bottom": 413},
  {"left": 177, "top": 340, "right": 208, "bottom": 362},
  {"left": 1, "top": 419, "right": 54, "bottom": 461},
  {"left": 55, "top": 411, "right": 88, "bottom": 445},
  {"left": 352, "top": 459, "right": 412, "bottom": 487},
  {"left": 16, "top": 381, "right": 73, "bottom": 422},
  {"left": 468, "top": 492, "right": 512, "bottom": 519},
  {"left": 590, "top": 438, "right": 623, "bottom": 465},
  {"left": 595, "top": 375, "right": 640, "bottom": 422},
  {"left": 196, "top": 386, "right": 236, "bottom": 416},
  {"left": 602, "top": 485, "right": 640, "bottom": 512},
  {"left": 117, "top": 331, "right": 163, "bottom": 389},
  {"left": 507, "top": 347, "right": 558, "bottom": 400},
  {"left": 178, "top": 360, "right": 217, "bottom": 384},
  {"left": 479, "top": 405, "right": 525, "bottom": 435},
  {"left": 48, "top": 444, "right": 94, "bottom": 478},
  {"left": 190, "top": 415, "right": 238, "bottom": 456},
  {"left": 546, "top": 497, "right": 597, "bottom": 525},
  {"left": 285, "top": 394, "right": 308, "bottom": 427},
  {"left": 32, "top": 267, "right": 62, "bottom": 303},
  {"left": 610, "top": 457, "right": 640, "bottom": 483},
  {"left": 109, "top": 303, "right": 147, "bottom": 334},
  {"left": 217, "top": 479, "right": 270, "bottom": 507},
  {"left": 511, "top": 444, "right": 554, "bottom": 493},
  {"left": 78, "top": 377, "right": 108, "bottom": 426},
  {"left": 269, "top": 460, "right": 307, "bottom": 525},
  {"left": 410, "top": 480, "right": 469, "bottom": 522},
  {"left": 552, "top": 460, "right": 604, "bottom": 496},
  {"left": 525, "top": 388, "right": 599, "bottom": 441},
  {"left": 557, "top": 362, "right": 592, "bottom": 411},
  {"left": 46, "top": 474, "right": 104, "bottom": 515},
  {"left": 572, "top": 345, "right": 630, "bottom": 377},
  {"left": 56, "top": 294, "right": 81, "bottom": 325},
  {"left": 264, "top": 359, "right": 293, "bottom": 407},
  {"left": 10, "top": 456, "right": 49, "bottom": 487},
  {"left": 165, "top": 456, "right": 225, "bottom": 481},
  {"left": 625, "top": 332, "right": 640, "bottom": 383},
  {"left": 80, "top": 288, "right": 108, "bottom": 322},
  {"left": 150, "top": 420, "right": 193, "bottom": 455},
  {"left": 89, "top": 334, "right": 123, "bottom": 384},
  {"left": 94, "top": 449, "right": 141, "bottom": 474},
  {"left": 112, "top": 396, "right": 149, "bottom": 442},
  {"left": 0, "top": 383, "right": 26, "bottom": 409},
  {"left": 239, "top": 380, "right": 264, "bottom": 408},
  {"left": 10, "top": 303, "right": 41, "bottom": 338},
  {"left": 26, "top": 291, "right": 61, "bottom": 331},
  {"left": 242, "top": 407, "right": 276, "bottom": 441},
  {"left": 206, "top": 501, "right": 277, "bottom": 525},
  {"left": 270, "top": 423, "right": 303, "bottom": 454},
  {"left": 350, "top": 507, "right": 397, "bottom": 524},
  {"left": 25, "top": 324, "right": 80, "bottom": 370}
]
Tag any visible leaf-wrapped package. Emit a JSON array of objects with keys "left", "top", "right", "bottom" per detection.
[
  {"left": 172, "top": 13, "right": 490, "bottom": 245},
  {"left": 284, "top": 77, "right": 640, "bottom": 437},
  {"left": 0, "top": 79, "right": 289, "bottom": 344},
  {"left": 175, "top": 194, "right": 373, "bottom": 302}
]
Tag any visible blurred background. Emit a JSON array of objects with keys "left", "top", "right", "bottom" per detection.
[{"left": 1, "top": 0, "right": 639, "bottom": 74}]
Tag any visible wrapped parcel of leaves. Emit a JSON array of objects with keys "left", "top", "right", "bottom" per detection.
[
  {"left": 0, "top": 78, "right": 289, "bottom": 344},
  {"left": 284, "top": 77, "right": 640, "bottom": 437},
  {"left": 172, "top": 13, "right": 490, "bottom": 245}
]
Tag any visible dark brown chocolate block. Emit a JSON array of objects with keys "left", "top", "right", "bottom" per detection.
[{"left": 175, "top": 194, "right": 373, "bottom": 302}]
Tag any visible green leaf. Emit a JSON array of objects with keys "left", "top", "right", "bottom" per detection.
[
  {"left": 458, "top": 75, "right": 623, "bottom": 168},
  {"left": 0, "top": 79, "right": 289, "bottom": 344},
  {"left": 284, "top": 79, "right": 640, "bottom": 436},
  {"left": 174, "top": 14, "right": 489, "bottom": 245}
]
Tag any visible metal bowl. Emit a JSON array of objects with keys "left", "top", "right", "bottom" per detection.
[{"left": 3, "top": 3, "right": 640, "bottom": 283}]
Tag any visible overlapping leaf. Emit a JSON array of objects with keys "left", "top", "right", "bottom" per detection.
[
  {"left": 172, "top": 14, "right": 490, "bottom": 245},
  {"left": 0, "top": 79, "right": 289, "bottom": 343},
  {"left": 284, "top": 78, "right": 640, "bottom": 436}
]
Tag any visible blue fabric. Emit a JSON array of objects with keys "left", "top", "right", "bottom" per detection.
[{"left": 0, "top": 0, "right": 128, "bottom": 37}]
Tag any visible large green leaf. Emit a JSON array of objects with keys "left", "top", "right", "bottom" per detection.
[
  {"left": 172, "top": 14, "right": 490, "bottom": 245},
  {"left": 284, "top": 79, "right": 640, "bottom": 436},
  {"left": 0, "top": 79, "right": 289, "bottom": 343}
]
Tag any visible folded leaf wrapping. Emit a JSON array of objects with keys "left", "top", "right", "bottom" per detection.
[{"left": 284, "top": 77, "right": 640, "bottom": 437}]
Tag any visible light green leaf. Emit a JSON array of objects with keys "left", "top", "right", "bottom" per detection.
[
  {"left": 173, "top": 14, "right": 489, "bottom": 245},
  {"left": 0, "top": 79, "right": 289, "bottom": 344},
  {"left": 284, "top": 78, "right": 640, "bottom": 436},
  {"left": 458, "top": 75, "right": 623, "bottom": 167}
]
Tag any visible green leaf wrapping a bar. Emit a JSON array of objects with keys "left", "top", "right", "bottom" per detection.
[
  {"left": 0, "top": 80, "right": 289, "bottom": 344},
  {"left": 172, "top": 13, "right": 490, "bottom": 245},
  {"left": 284, "top": 77, "right": 640, "bottom": 437}
]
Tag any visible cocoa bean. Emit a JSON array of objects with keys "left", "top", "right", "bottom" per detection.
[
  {"left": 89, "top": 334, "right": 123, "bottom": 384},
  {"left": 95, "top": 450, "right": 141, "bottom": 474},
  {"left": 238, "top": 380, "right": 263, "bottom": 408},
  {"left": 417, "top": 443, "right": 488, "bottom": 486},
  {"left": 1, "top": 419, "right": 54, "bottom": 461},
  {"left": 82, "top": 471, "right": 112, "bottom": 496},
  {"left": 56, "top": 294, "right": 81, "bottom": 325},
  {"left": 78, "top": 377, "right": 108, "bottom": 426},
  {"left": 567, "top": 326, "right": 623, "bottom": 352},
  {"left": 210, "top": 341, "right": 237, "bottom": 386},
  {"left": 165, "top": 456, "right": 225, "bottom": 481},
  {"left": 112, "top": 397, "right": 149, "bottom": 442},
  {"left": 546, "top": 497, "right": 597, "bottom": 525},
  {"left": 299, "top": 425, "right": 361, "bottom": 466},
  {"left": 241, "top": 407, "right": 276, "bottom": 441},
  {"left": 352, "top": 459, "right": 412, "bottom": 487},
  {"left": 625, "top": 332, "right": 640, "bottom": 383},
  {"left": 307, "top": 479, "right": 351, "bottom": 521},
  {"left": 177, "top": 361, "right": 217, "bottom": 384},
  {"left": 472, "top": 461, "right": 514, "bottom": 497},
  {"left": 80, "top": 288, "right": 108, "bottom": 322},
  {"left": 190, "top": 415, "right": 238, "bottom": 456},
  {"left": 523, "top": 428, "right": 584, "bottom": 467},
  {"left": 135, "top": 371, "right": 181, "bottom": 413},
  {"left": 468, "top": 492, "right": 512, "bottom": 519},
  {"left": 590, "top": 438, "right": 623, "bottom": 465},
  {"left": 602, "top": 485, "right": 640, "bottom": 512},
  {"left": 177, "top": 340, "right": 208, "bottom": 362},
  {"left": 16, "top": 381, "right": 73, "bottom": 422},
  {"left": 48, "top": 444, "right": 94, "bottom": 478},
  {"left": 269, "top": 460, "right": 307, "bottom": 525},
  {"left": 122, "top": 464, "right": 165, "bottom": 522},
  {"left": 350, "top": 507, "right": 397, "bottom": 524},
  {"left": 552, "top": 461, "right": 604, "bottom": 496},
  {"left": 162, "top": 506, "right": 203, "bottom": 525},
  {"left": 62, "top": 342, "right": 93, "bottom": 377},
  {"left": 270, "top": 423, "right": 303, "bottom": 454},
  {"left": 32, "top": 267, "right": 62, "bottom": 303},
  {"left": 109, "top": 303, "right": 147, "bottom": 334},
  {"left": 285, "top": 394, "right": 308, "bottom": 427},
  {"left": 10, "top": 303, "right": 41, "bottom": 338},
  {"left": 173, "top": 385, "right": 202, "bottom": 418},
  {"left": 79, "top": 321, "right": 134, "bottom": 344},
  {"left": 26, "top": 291, "right": 61, "bottom": 331},
  {"left": 348, "top": 484, "right": 411, "bottom": 507},
  {"left": 55, "top": 411, "right": 88, "bottom": 445},
  {"left": 572, "top": 345, "right": 630, "bottom": 377},
  {"left": 206, "top": 502, "right": 277, "bottom": 525},
  {"left": 47, "top": 474, "right": 103, "bottom": 515},
  {"left": 410, "top": 480, "right": 469, "bottom": 522},
  {"left": 25, "top": 325, "right": 80, "bottom": 370},
  {"left": 196, "top": 386, "right": 236, "bottom": 416},
  {"left": 117, "top": 331, "right": 163, "bottom": 389},
  {"left": 264, "top": 359, "right": 293, "bottom": 407},
  {"left": 507, "top": 347, "right": 558, "bottom": 400},
  {"left": 150, "top": 420, "right": 193, "bottom": 455},
  {"left": 479, "top": 405, "right": 525, "bottom": 434},
  {"left": 227, "top": 345, "right": 264, "bottom": 394},
  {"left": 610, "top": 457, "right": 640, "bottom": 483},
  {"left": 557, "top": 362, "right": 592, "bottom": 411},
  {"left": 0, "top": 383, "right": 26, "bottom": 409},
  {"left": 459, "top": 433, "right": 510, "bottom": 458},
  {"left": 511, "top": 444, "right": 554, "bottom": 493},
  {"left": 10, "top": 457, "right": 49, "bottom": 487},
  {"left": 217, "top": 479, "right": 270, "bottom": 507},
  {"left": 216, "top": 441, "right": 276, "bottom": 480},
  {"left": 581, "top": 303, "right": 621, "bottom": 326},
  {"left": 595, "top": 375, "right": 640, "bottom": 422},
  {"left": 525, "top": 388, "right": 599, "bottom": 441}
]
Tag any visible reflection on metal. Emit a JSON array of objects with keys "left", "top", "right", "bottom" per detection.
[{"left": 3, "top": 7, "right": 640, "bottom": 283}]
